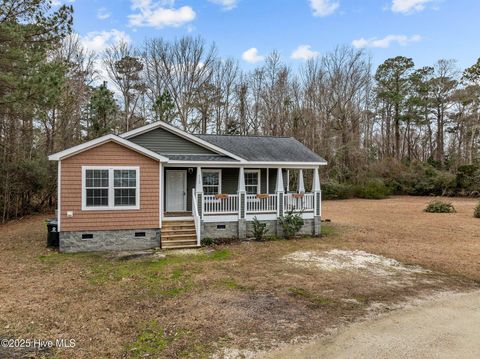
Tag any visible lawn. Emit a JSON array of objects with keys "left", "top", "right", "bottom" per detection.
[{"left": 0, "top": 196, "right": 478, "bottom": 358}]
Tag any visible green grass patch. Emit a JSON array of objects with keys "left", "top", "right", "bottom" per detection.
[
  {"left": 127, "top": 321, "right": 185, "bottom": 358},
  {"left": 38, "top": 252, "right": 102, "bottom": 266},
  {"left": 127, "top": 321, "right": 210, "bottom": 358},
  {"left": 209, "top": 249, "right": 230, "bottom": 260},
  {"left": 90, "top": 249, "right": 230, "bottom": 286},
  {"left": 218, "top": 277, "right": 249, "bottom": 291},
  {"left": 288, "top": 287, "right": 334, "bottom": 307},
  {"left": 320, "top": 224, "right": 338, "bottom": 237}
]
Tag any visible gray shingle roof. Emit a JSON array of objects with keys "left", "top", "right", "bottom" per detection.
[
  {"left": 196, "top": 135, "right": 326, "bottom": 163},
  {"left": 162, "top": 154, "right": 238, "bottom": 162}
]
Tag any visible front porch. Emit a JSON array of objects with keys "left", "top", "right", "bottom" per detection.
[{"left": 161, "top": 166, "right": 322, "bottom": 246}]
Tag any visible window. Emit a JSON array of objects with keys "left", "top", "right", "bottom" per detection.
[
  {"left": 82, "top": 166, "right": 140, "bottom": 210},
  {"left": 114, "top": 169, "right": 137, "bottom": 206},
  {"left": 85, "top": 169, "right": 109, "bottom": 207},
  {"left": 245, "top": 170, "right": 260, "bottom": 195},
  {"left": 202, "top": 170, "right": 221, "bottom": 195}
]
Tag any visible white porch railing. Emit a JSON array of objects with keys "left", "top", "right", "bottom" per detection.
[
  {"left": 203, "top": 194, "right": 239, "bottom": 214},
  {"left": 192, "top": 189, "right": 201, "bottom": 246},
  {"left": 246, "top": 194, "right": 277, "bottom": 213},
  {"left": 201, "top": 192, "right": 315, "bottom": 215},
  {"left": 284, "top": 193, "right": 315, "bottom": 212}
]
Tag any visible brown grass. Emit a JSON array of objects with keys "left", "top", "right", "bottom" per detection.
[
  {"left": 323, "top": 196, "right": 480, "bottom": 281},
  {"left": 0, "top": 196, "right": 478, "bottom": 358}
]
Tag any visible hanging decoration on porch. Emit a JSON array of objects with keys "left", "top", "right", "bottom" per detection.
[
  {"left": 215, "top": 193, "right": 229, "bottom": 199},
  {"left": 256, "top": 194, "right": 271, "bottom": 199}
]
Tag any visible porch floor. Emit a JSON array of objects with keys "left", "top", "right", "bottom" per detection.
[{"left": 164, "top": 211, "right": 193, "bottom": 217}]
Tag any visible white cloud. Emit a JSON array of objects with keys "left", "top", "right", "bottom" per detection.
[
  {"left": 80, "top": 29, "right": 131, "bottom": 54},
  {"left": 97, "top": 7, "right": 112, "bottom": 20},
  {"left": 352, "top": 34, "right": 422, "bottom": 49},
  {"left": 291, "top": 45, "right": 320, "bottom": 60},
  {"left": 242, "top": 48, "right": 265, "bottom": 64},
  {"left": 391, "top": 0, "right": 435, "bottom": 14},
  {"left": 128, "top": 0, "right": 196, "bottom": 28},
  {"left": 309, "top": 0, "right": 339, "bottom": 17},
  {"left": 209, "top": 0, "right": 238, "bottom": 11}
]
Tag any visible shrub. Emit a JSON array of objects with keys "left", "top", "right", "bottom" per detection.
[
  {"left": 201, "top": 237, "right": 214, "bottom": 246},
  {"left": 474, "top": 203, "right": 480, "bottom": 218},
  {"left": 424, "top": 200, "right": 456, "bottom": 214},
  {"left": 353, "top": 178, "right": 391, "bottom": 199},
  {"left": 322, "top": 181, "right": 355, "bottom": 200},
  {"left": 279, "top": 210, "right": 304, "bottom": 239},
  {"left": 251, "top": 217, "right": 269, "bottom": 241}
]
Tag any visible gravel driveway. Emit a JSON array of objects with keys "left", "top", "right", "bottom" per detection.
[{"left": 260, "top": 290, "right": 480, "bottom": 359}]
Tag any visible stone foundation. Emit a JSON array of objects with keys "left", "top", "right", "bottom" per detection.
[
  {"left": 202, "top": 222, "right": 239, "bottom": 239},
  {"left": 203, "top": 218, "right": 320, "bottom": 240},
  {"left": 60, "top": 229, "right": 160, "bottom": 253}
]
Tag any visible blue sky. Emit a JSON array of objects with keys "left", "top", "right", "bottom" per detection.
[{"left": 65, "top": 0, "right": 480, "bottom": 70}]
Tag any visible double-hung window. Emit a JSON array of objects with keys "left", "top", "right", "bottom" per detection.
[
  {"left": 82, "top": 166, "right": 140, "bottom": 210},
  {"left": 202, "top": 170, "right": 221, "bottom": 195},
  {"left": 245, "top": 170, "right": 260, "bottom": 195}
]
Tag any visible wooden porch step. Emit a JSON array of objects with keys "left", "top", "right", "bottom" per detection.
[
  {"left": 162, "top": 244, "right": 199, "bottom": 249},
  {"left": 162, "top": 228, "right": 196, "bottom": 235},
  {"left": 162, "top": 233, "right": 197, "bottom": 242},
  {"left": 161, "top": 219, "right": 198, "bottom": 249},
  {"left": 162, "top": 223, "right": 195, "bottom": 228}
]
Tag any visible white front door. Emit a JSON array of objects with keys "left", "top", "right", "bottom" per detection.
[{"left": 166, "top": 170, "right": 187, "bottom": 212}]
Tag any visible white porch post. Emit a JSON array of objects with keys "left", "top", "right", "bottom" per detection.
[
  {"left": 313, "top": 167, "right": 322, "bottom": 236},
  {"left": 276, "top": 168, "right": 284, "bottom": 218},
  {"left": 238, "top": 167, "right": 247, "bottom": 239},
  {"left": 196, "top": 167, "right": 203, "bottom": 219},
  {"left": 297, "top": 169, "right": 305, "bottom": 193}
]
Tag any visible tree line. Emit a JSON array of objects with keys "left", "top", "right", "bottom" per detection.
[{"left": 1, "top": 0, "right": 479, "bottom": 222}]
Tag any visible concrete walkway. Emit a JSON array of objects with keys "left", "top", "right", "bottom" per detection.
[{"left": 260, "top": 291, "right": 480, "bottom": 359}]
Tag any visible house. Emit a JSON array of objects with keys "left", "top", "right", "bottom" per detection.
[{"left": 48, "top": 121, "right": 327, "bottom": 252}]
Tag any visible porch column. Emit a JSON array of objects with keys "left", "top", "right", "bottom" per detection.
[
  {"left": 276, "top": 168, "right": 284, "bottom": 218},
  {"left": 297, "top": 169, "right": 305, "bottom": 193},
  {"left": 276, "top": 168, "right": 285, "bottom": 237},
  {"left": 196, "top": 167, "right": 203, "bottom": 219},
  {"left": 312, "top": 167, "right": 322, "bottom": 236},
  {"left": 238, "top": 167, "right": 246, "bottom": 239}
]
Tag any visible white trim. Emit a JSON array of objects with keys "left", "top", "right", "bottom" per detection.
[
  {"left": 159, "top": 163, "right": 163, "bottom": 229},
  {"left": 163, "top": 216, "right": 194, "bottom": 221},
  {"left": 202, "top": 214, "right": 238, "bottom": 223},
  {"left": 244, "top": 169, "right": 261, "bottom": 195},
  {"left": 166, "top": 161, "right": 327, "bottom": 168},
  {"left": 48, "top": 134, "right": 169, "bottom": 162},
  {"left": 165, "top": 170, "right": 187, "bottom": 212},
  {"left": 201, "top": 169, "right": 222, "bottom": 195},
  {"left": 81, "top": 166, "right": 140, "bottom": 211},
  {"left": 120, "top": 121, "right": 246, "bottom": 162},
  {"left": 287, "top": 170, "right": 290, "bottom": 192},
  {"left": 57, "top": 161, "right": 61, "bottom": 232},
  {"left": 246, "top": 213, "right": 277, "bottom": 221},
  {"left": 266, "top": 168, "right": 269, "bottom": 194}
]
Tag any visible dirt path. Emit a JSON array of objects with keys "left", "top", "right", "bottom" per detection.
[{"left": 260, "top": 290, "right": 480, "bottom": 359}]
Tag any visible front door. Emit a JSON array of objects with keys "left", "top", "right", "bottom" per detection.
[{"left": 166, "top": 170, "right": 187, "bottom": 212}]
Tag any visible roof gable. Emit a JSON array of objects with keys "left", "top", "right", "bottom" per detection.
[
  {"left": 120, "top": 121, "right": 245, "bottom": 162},
  {"left": 128, "top": 127, "right": 217, "bottom": 155},
  {"left": 48, "top": 134, "right": 168, "bottom": 162}
]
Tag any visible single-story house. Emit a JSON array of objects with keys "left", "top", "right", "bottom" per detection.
[{"left": 48, "top": 121, "right": 327, "bottom": 252}]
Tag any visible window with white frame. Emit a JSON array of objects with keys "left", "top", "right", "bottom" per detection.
[
  {"left": 202, "top": 170, "right": 221, "bottom": 195},
  {"left": 83, "top": 167, "right": 140, "bottom": 210},
  {"left": 245, "top": 170, "right": 260, "bottom": 195}
]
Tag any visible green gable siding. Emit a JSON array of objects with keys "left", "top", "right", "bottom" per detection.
[{"left": 129, "top": 127, "right": 217, "bottom": 155}]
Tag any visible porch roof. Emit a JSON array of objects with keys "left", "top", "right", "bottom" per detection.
[
  {"left": 196, "top": 135, "right": 327, "bottom": 164},
  {"left": 162, "top": 154, "right": 238, "bottom": 162}
]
